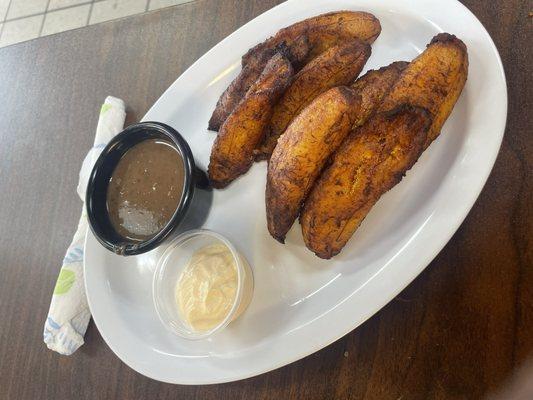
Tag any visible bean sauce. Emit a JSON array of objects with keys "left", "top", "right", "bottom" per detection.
[{"left": 106, "top": 139, "right": 185, "bottom": 241}]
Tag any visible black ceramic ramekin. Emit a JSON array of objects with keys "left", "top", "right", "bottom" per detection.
[{"left": 86, "top": 121, "right": 212, "bottom": 256}]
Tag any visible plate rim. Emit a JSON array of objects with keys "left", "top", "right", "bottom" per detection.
[{"left": 84, "top": 0, "right": 507, "bottom": 385}]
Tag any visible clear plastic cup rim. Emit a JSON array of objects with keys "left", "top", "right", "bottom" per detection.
[{"left": 152, "top": 229, "right": 249, "bottom": 340}]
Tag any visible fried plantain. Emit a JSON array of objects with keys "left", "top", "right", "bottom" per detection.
[
  {"left": 267, "top": 61, "right": 408, "bottom": 241},
  {"left": 209, "top": 11, "right": 381, "bottom": 131},
  {"left": 208, "top": 53, "right": 293, "bottom": 188},
  {"left": 208, "top": 35, "right": 310, "bottom": 131},
  {"left": 379, "top": 33, "right": 468, "bottom": 148},
  {"left": 300, "top": 34, "right": 467, "bottom": 258},
  {"left": 300, "top": 105, "right": 432, "bottom": 259},
  {"left": 243, "top": 11, "right": 381, "bottom": 67},
  {"left": 255, "top": 39, "right": 371, "bottom": 160},
  {"left": 266, "top": 86, "right": 359, "bottom": 243},
  {"left": 349, "top": 60, "right": 409, "bottom": 127}
]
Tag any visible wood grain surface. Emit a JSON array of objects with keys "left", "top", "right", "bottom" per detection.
[{"left": 0, "top": 1, "right": 531, "bottom": 399}]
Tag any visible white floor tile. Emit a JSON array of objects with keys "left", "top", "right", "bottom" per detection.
[
  {"left": 0, "top": 14, "right": 43, "bottom": 47},
  {"left": 89, "top": 0, "right": 148, "bottom": 25},
  {"left": 41, "top": 4, "right": 90, "bottom": 36},
  {"left": 148, "top": 0, "right": 191, "bottom": 11},
  {"left": 7, "top": 0, "right": 48, "bottom": 20},
  {"left": 49, "top": 0, "right": 89, "bottom": 11},
  {"left": 0, "top": 0, "right": 10, "bottom": 21}
]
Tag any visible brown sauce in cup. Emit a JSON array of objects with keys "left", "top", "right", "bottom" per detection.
[{"left": 106, "top": 139, "right": 185, "bottom": 241}]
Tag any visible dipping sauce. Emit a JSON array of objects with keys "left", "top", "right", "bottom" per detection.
[
  {"left": 175, "top": 244, "right": 239, "bottom": 332},
  {"left": 107, "top": 139, "right": 184, "bottom": 241}
]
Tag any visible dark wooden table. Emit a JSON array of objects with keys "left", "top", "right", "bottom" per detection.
[{"left": 0, "top": 1, "right": 531, "bottom": 399}]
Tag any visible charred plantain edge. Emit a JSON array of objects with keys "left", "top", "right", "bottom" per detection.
[
  {"left": 336, "top": 85, "right": 357, "bottom": 102},
  {"left": 429, "top": 32, "right": 467, "bottom": 52},
  {"left": 382, "top": 103, "right": 432, "bottom": 124},
  {"left": 386, "top": 60, "right": 409, "bottom": 70},
  {"left": 273, "top": 234, "right": 286, "bottom": 244},
  {"left": 254, "top": 152, "right": 269, "bottom": 162},
  {"left": 208, "top": 178, "right": 230, "bottom": 189},
  {"left": 362, "top": 60, "right": 409, "bottom": 76},
  {"left": 314, "top": 249, "right": 335, "bottom": 260},
  {"left": 207, "top": 122, "right": 220, "bottom": 132}
]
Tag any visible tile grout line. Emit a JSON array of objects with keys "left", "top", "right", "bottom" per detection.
[
  {"left": 0, "top": 0, "right": 12, "bottom": 22},
  {"left": 0, "top": 0, "right": 198, "bottom": 46},
  {"left": 86, "top": 0, "right": 95, "bottom": 26},
  {"left": 2, "top": 0, "right": 108, "bottom": 24},
  {"left": 38, "top": 0, "right": 52, "bottom": 36},
  {"left": 0, "top": 0, "right": 13, "bottom": 40},
  {"left": 2, "top": 0, "right": 198, "bottom": 25}
]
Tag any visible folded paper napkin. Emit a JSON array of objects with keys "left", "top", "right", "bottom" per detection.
[{"left": 43, "top": 96, "right": 126, "bottom": 355}]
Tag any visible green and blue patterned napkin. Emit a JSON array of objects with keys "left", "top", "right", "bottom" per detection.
[{"left": 44, "top": 96, "right": 126, "bottom": 355}]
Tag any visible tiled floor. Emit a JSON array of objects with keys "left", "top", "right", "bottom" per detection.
[{"left": 0, "top": 0, "right": 193, "bottom": 48}]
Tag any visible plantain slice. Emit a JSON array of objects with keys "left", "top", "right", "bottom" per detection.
[
  {"left": 208, "top": 53, "right": 293, "bottom": 188},
  {"left": 243, "top": 11, "right": 381, "bottom": 67},
  {"left": 300, "top": 33, "right": 468, "bottom": 258},
  {"left": 349, "top": 60, "right": 409, "bottom": 127},
  {"left": 300, "top": 105, "right": 432, "bottom": 259},
  {"left": 208, "top": 35, "right": 309, "bottom": 131},
  {"left": 209, "top": 11, "right": 381, "bottom": 132},
  {"left": 255, "top": 39, "right": 370, "bottom": 160},
  {"left": 266, "top": 61, "right": 408, "bottom": 241},
  {"left": 266, "top": 86, "right": 360, "bottom": 243},
  {"left": 379, "top": 33, "right": 468, "bottom": 148}
]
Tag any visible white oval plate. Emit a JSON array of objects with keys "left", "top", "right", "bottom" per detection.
[{"left": 84, "top": 0, "right": 507, "bottom": 384}]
